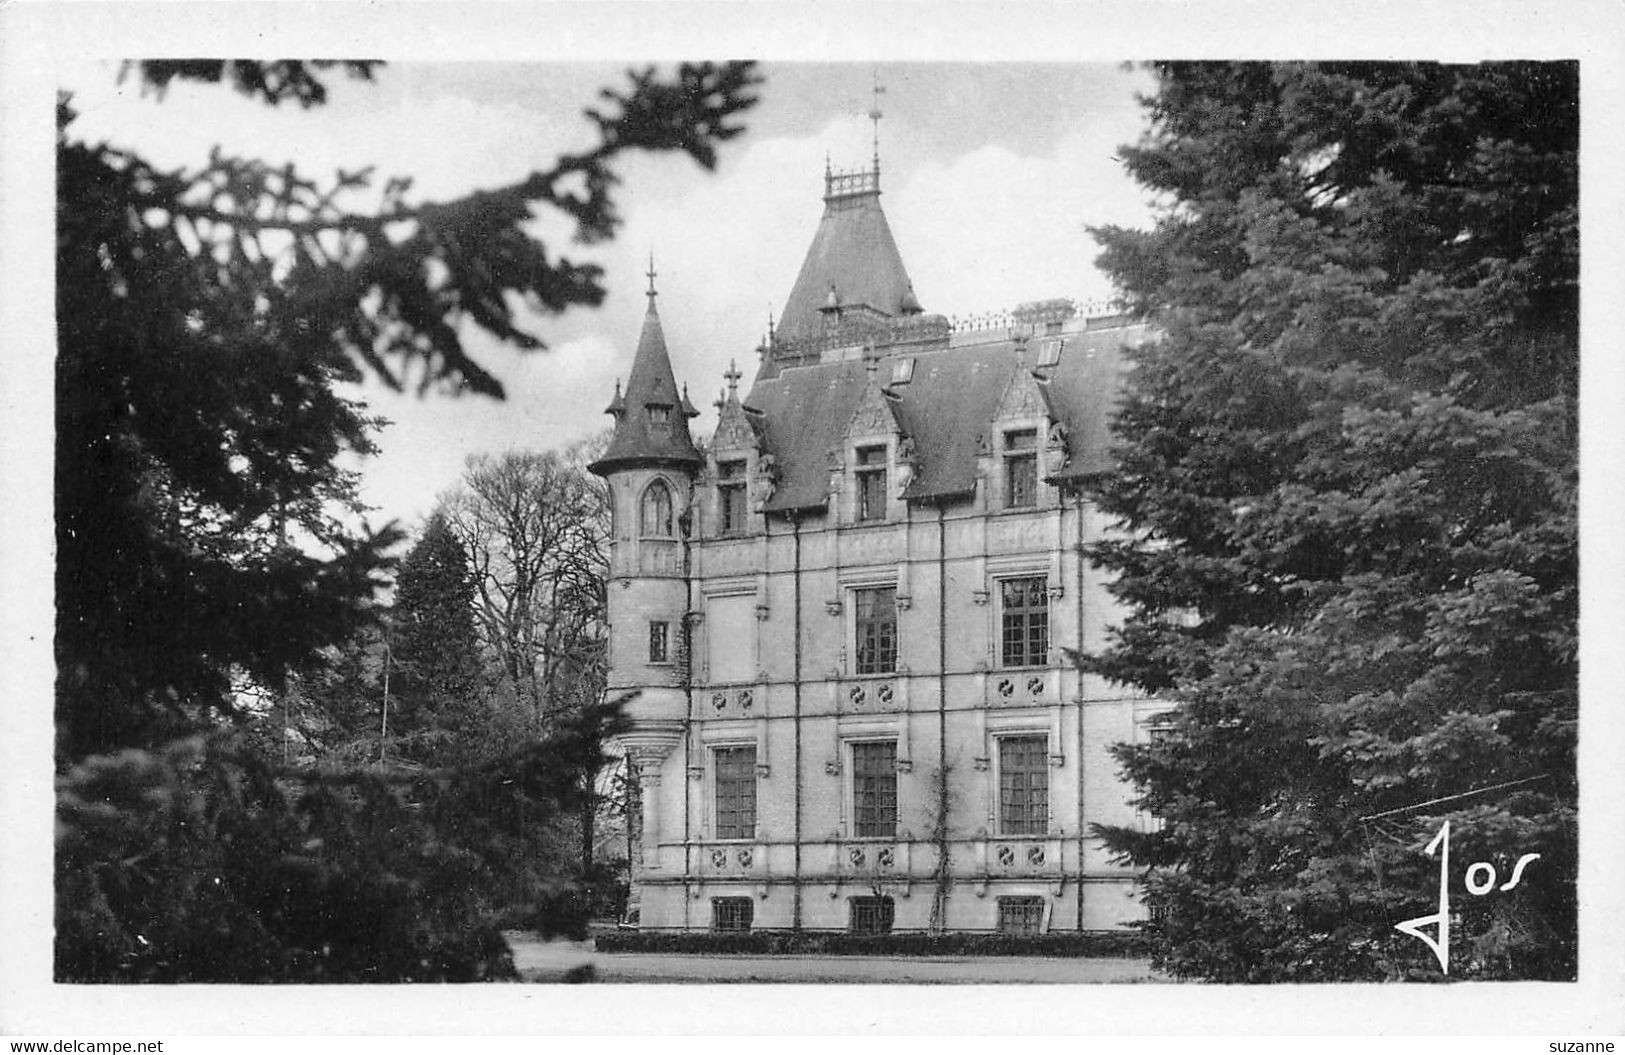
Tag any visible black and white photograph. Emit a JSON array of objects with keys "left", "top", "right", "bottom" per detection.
[{"left": 3, "top": 0, "right": 1623, "bottom": 1044}]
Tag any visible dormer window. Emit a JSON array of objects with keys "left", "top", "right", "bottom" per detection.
[
  {"left": 718, "top": 459, "right": 748, "bottom": 535},
  {"left": 1005, "top": 429, "right": 1038, "bottom": 508},
  {"left": 647, "top": 404, "right": 672, "bottom": 424},
  {"left": 640, "top": 479, "right": 675, "bottom": 537},
  {"left": 855, "top": 445, "right": 887, "bottom": 522}
]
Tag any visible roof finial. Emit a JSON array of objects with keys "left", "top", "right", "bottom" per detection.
[
  {"left": 645, "top": 251, "right": 658, "bottom": 303},
  {"left": 869, "top": 68, "right": 886, "bottom": 176},
  {"left": 724, "top": 358, "right": 742, "bottom": 396}
]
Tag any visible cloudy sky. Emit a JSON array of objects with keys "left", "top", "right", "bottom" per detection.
[{"left": 57, "top": 59, "right": 1160, "bottom": 534}]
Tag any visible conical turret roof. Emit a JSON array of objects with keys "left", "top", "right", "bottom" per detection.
[
  {"left": 589, "top": 298, "right": 702, "bottom": 476},
  {"left": 774, "top": 167, "right": 919, "bottom": 347}
]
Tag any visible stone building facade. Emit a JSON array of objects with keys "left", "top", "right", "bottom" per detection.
[{"left": 589, "top": 157, "right": 1164, "bottom": 934}]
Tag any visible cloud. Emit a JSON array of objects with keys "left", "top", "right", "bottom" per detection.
[{"left": 60, "top": 62, "right": 1156, "bottom": 533}]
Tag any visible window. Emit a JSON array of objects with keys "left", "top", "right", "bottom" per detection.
[
  {"left": 998, "top": 735, "right": 1049, "bottom": 836},
  {"left": 1004, "top": 429, "right": 1038, "bottom": 508},
  {"left": 647, "top": 403, "right": 671, "bottom": 424},
  {"left": 998, "top": 896, "right": 1046, "bottom": 935},
  {"left": 714, "top": 745, "right": 757, "bottom": 841},
  {"left": 648, "top": 620, "right": 669, "bottom": 663},
  {"left": 1142, "top": 716, "right": 1176, "bottom": 830},
  {"left": 855, "top": 445, "right": 887, "bottom": 521},
  {"left": 851, "top": 741, "right": 898, "bottom": 838},
  {"left": 706, "top": 593, "right": 756, "bottom": 684},
  {"left": 711, "top": 897, "right": 753, "bottom": 932},
  {"left": 718, "top": 459, "right": 748, "bottom": 534},
  {"left": 1000, "top": 576, "right": 1049, "bottom": 668},
  {"left": 849, "top": 895, "right": 895, "bottom": 935},
  {"left": 853, "top": 587, "right": 897, "bottom": 675},
  {"left": 640, "top": 479, "right": 674, "bottom": 537}
]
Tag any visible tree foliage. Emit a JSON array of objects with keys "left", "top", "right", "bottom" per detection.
[
  {"left": 56, "top": 58, "right": 758, "bottom": 981},
  {"left": 57, "top": 59, "right": 758, "bottom": 762},
  {"left": 56, "top": 695, "right": 625, "bottom": 981},
  {"left": 1085, "top": 62, "right": 1577, "bottom": 982},
  {"left": 437, "top": 442, "right": 613, "bottom": 877},
  {"left": 383, "top": 512, "right": 486, "bottom": 766},
  {"left": 439, "top": 444, "right": 610, "bottom": 719}
]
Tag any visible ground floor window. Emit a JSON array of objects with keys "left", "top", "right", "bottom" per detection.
[
  {"left": 997, "top": 896, "right": 1047, "bottom": 935},
  {"left": 849, "top": 895, "right": 895, "bottom": 935},
  {"left": 711, "top": 897, "right": 754, "bottom": 932}
]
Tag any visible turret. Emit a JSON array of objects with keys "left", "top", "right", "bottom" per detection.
[{"left": 588, "top": 264, "right": 700, "bottom": 854}]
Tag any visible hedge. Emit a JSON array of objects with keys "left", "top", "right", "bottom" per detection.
[{"left": 593, "top": 929, "right": 1151, "bottom": 957}]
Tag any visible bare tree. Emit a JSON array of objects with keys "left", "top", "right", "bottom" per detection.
[{"left": 439, "top": 444, "right": 609, "bottom": 728}]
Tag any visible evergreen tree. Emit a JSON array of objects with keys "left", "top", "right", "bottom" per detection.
[
  {"left": 56, "top": 59, "right": 759, "bottom": 762},
  {"left": 55, "top": 59, "right": 758, "bottom": 980},
  {"left": 386, "top": 513, "right": 485, "bottom": 766},
  {"left": 1086, "top": 62, "right": 1577, "bottom": 981}
]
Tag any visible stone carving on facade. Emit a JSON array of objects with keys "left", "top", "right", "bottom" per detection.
[
  {"left": 713, "top": 400, "right": 757, "bottom": 453},
  {"left": 1046, "top": 420, "right": 1070, "bottom": 473},
  {"left": 753, "top": 452, "right": 778, "bottom": 504},
  {"left": 847, "top": 371, "right": 901, "bottom": 439},
  {"left": 993, "top": 352, "right": 1045, "bottom": 420}
]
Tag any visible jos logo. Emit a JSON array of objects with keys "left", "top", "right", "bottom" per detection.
[{"left": 1394, "top": 820, "right": 1542, "bottom": 973}]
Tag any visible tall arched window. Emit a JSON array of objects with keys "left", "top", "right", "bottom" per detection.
[{"left": 640, "top": 479, "right": 674, "bottom": 537}]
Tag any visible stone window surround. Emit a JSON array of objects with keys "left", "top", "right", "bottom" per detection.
[
  {"left": 714, "top": 456, "right": 751, "bottom": 536},
  {"left": 841, "top": 436, "right": 894, "bottom": 526},
  {"left": 638, "top": 475, "right": 679, "bottom": 539},
  {"left": 834, "top": 570, "right": 901, "bottom": 677},
  {"left": 695, "top": 719, "right": 770, "bottom": 841},
  {"left": 845, "top": 738, "right": 897, "bottom": 832},
  {"left": 698, "top": 579, "right": 759, "bottom": 686},
  {"left": 849, "top": 894, "right": 895, "bottom": 935},
  {"left": 711, "top": 896, "right": 754, "bottom": 932},
  {"left": 711, "top": 743, "right": 758, "bottom": 843},
  {"left": 980, "top": 559, "right": 1055, "bottom": 670},
  {"left": 978, "top": 709, "right": 1063, "bottom": 836},
  {"left": 994, "top": 733, "right": 1050, "bottom": 838},
  {"left": 834, "top": 715, "right": 908, "bottom": 841},
  {"left": 647, "top": 619, "right": 672, "bottom": 665},
  {"left": 987, "top": 415, "right": 1048, "bottom": 511},
  {"left": 853, "top": 442, "right": 889, "bottom": 523},
  {"left": 1003, "top": 427, "right": 1040, "bottom": 510},
  {"left": 996, "top": 894, "right": 1050, "bottom": 935}
]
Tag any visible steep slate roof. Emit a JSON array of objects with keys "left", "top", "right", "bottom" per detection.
[
  {"left": 743, "top": 358, "right": 871, "bottom": 512},
  {"left": 890, "top": 344, "right": 1016, "bottom": 501},
  {"left": 1038, "top": 320, "right": 1153, "bottom": 481},
  {"left": 589, "top": 299, "right": 703, "bottom": 476},
  {"left": 741, "top": 320, "right": 1151, "bottom": 512},
  {"left": 775, "top": 180, "right": 918, "bottom": 347}
]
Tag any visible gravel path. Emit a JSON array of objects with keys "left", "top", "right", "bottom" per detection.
[{"left": 507, "top": 934, "right": 1163, "bottom": 984}]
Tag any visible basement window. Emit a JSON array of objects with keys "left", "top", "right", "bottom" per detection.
[
  {"left": 711, "top": 897, "right": 754, "bottom": 932},
  {"left": 997, "top": 897, "right": 1047, "bottom": 935},
  {"left": 849, "top": 896, "right": 895, "bottom": 935}
]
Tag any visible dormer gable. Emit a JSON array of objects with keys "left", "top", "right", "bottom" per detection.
[{"left": 846, "top": 360, "right": 903, "bottom": 441}]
